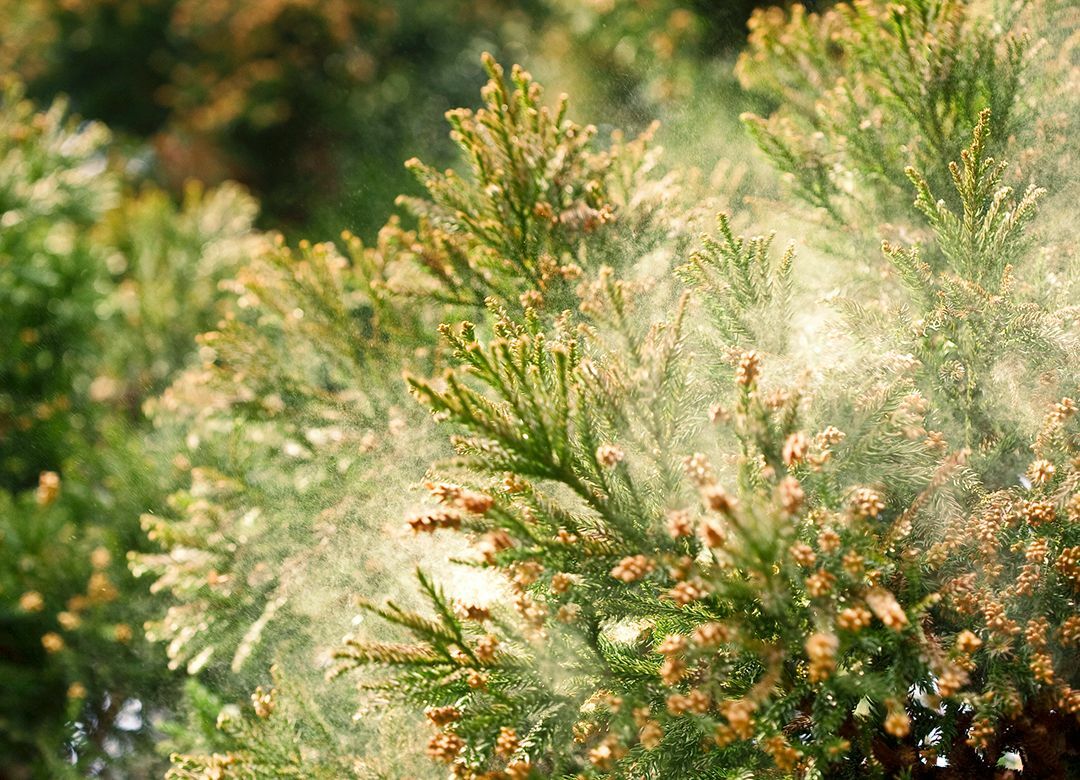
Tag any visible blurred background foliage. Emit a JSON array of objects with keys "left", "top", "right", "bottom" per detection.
[
  {"left": 0, "top": 79, "right": 264, "bottom": 776},
  {"left": 0, "top": 0, "right": 813, "bottom": 238}
]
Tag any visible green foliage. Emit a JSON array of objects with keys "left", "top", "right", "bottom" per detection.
[
  {"left": 163, "top": 674, "right": 367, "bottom": 780},
  {"left": 132, "top": 56, "right": 699, "bottom": 776},
  {"left": 904, "top": 108, "right": 1043, "bottom": 284},
  {"left": 5, "top": 3, "right": 1080, "bottom": 778},
  {"left": 0, "top": 1, "right": 786, "bottom": 236},
  {"left": 394, "top": 53, "right": 673, "bottom": 312},
  {"left": 132, "top": 235, "right": 427, "bottom": 679},
  {"left": 96, "top": 181, "right": 262, "bottom": 399},
  {"left": 132, "top": 53, "right": 686, "bottom": 701},
  {"left": 540, "top": 0, "right": 786, "bottom": 106},
  {"left": 875, "top": 112, "right": 1070, "bottom": 481},
  {"left": 0, "top": 0, "right": 552, "bottom": 232},
  {"left": 322, "top": 51, "right": 1079, "bottom": 780},
  {"left": 0, "top": 82, "right": 260, "bottom": 775},
  {"left": 738, "top": 0, "right": 1029, "bottom": 222},
  {"left": 127, "top": 15, "right": 1080, "bottom": 774},
  {"left": 676, "top": 212, "right": 794, "bottom": 353},
  {"left": 0, "top": 81, "right": 114, "bottom": 488}
]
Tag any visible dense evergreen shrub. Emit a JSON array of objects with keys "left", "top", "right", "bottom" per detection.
[
  {"left": 143, "top": 3, "right": 1079, "bottom": 776},
  {"left": 3, "top": 1, "right": 1077, "bottom": 777},
  {"left": 0, "top": 83, "right": 261, "bottom": 776}
]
